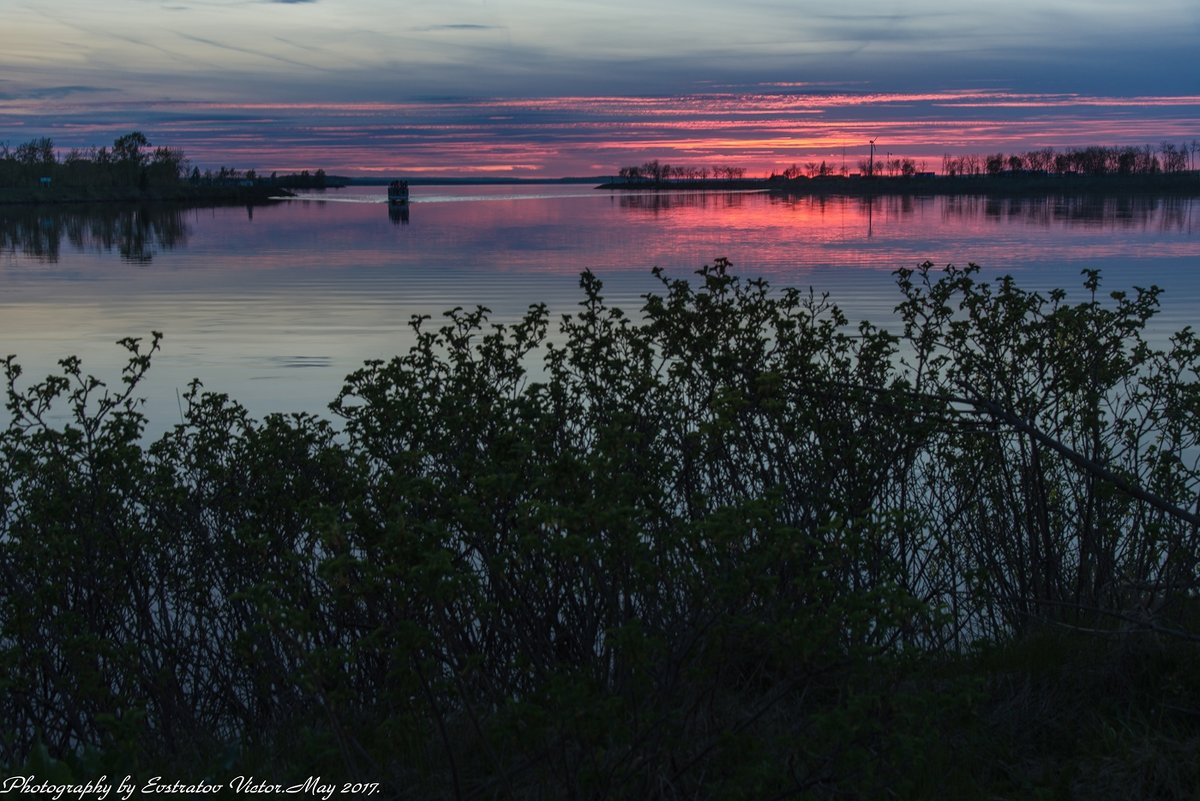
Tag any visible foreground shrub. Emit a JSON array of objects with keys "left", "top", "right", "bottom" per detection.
[{"left": 2, "top": 260, "right": 1198, "bottom": 797}]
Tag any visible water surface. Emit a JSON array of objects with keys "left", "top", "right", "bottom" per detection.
[{"left": 3, "top": 184, "right": 1198, "bottom": 433}]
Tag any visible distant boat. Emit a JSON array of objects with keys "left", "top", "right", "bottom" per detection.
[{"left": 388, "top": 180, "right": 409, "bottom": 205}]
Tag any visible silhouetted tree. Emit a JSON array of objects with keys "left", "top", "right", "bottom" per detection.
[
  {"left": 1161, "top": 142, "right": 1188, "bottom": 173},
  {"left": 14, "top": 137, "right": 55, "bottom": 167},
  {"left": 112, "top": 132, "right": 150, "bottom": 166}
]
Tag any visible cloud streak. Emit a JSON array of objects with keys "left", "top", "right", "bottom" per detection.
[
  {"left": 174, "top": 32, "right": 330, "bottom": 71},
  {"left": 419, "top": 24, "right": 502, "bottom": 31},
  {"left": 0, "top": 85, "right": 113, "bottom": 100},
  {"left": 5, "top": 90, "right": 1196, "bottom": 178},
  {"left": 1, "top": 1, "right": 1196, "bottom": 175},
  {"left": 5, "top": 0, "right": 1199, "bottom": 100}
]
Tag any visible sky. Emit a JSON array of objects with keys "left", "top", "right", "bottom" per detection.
[{"left": 1, "top": 0, "right": 1198, "bottom": 177}]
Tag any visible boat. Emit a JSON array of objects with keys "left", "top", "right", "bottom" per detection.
[{"left": 387, "top": 180, "right": 409, "bottom": 205}]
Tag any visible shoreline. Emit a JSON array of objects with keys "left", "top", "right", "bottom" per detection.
[
  {"left": 5, "top": 173, "right": 1200, "bottom": 207},
  {"left": 0, "top": 184, "right": 295, "bottom": 207},
  {"left": 597, "top": 172, "right": 1200, "bottom": 197}
]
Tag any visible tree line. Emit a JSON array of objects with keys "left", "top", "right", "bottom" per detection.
[
  {"left": 616, "top": 159, "right": 747, "bottom": 183},
  {"left": 776, "top": 157, "right": 926, "bottom": 179},
  {"left": 944, "top": 141, "right": 1199, "bottom": 177},
  {"left": 0, "top": 132, "right": 187, "bottom": 192},
  {"left": 616, "top": 142, "right": 1200, "bottom": 183},
  {"left": 0, "top": 132, "right": 333, "bottom": 194}
]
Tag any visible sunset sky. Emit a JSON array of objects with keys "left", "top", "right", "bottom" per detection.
[{"left": 2, "top": 0, "right": 1198, "bottom": 177}]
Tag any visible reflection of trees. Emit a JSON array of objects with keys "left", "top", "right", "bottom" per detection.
[
  {"left": 617, "top": 191, "right": 752, "bottom": 214},
  {"left": 943, "top": 195, "right": 1195, "bottom": 231},
  {"left": 772, "top": 193, "right": 1195, "bottom": 234},
  {"left": 0, "top": 204, "right": 189, "bottom": 263}
]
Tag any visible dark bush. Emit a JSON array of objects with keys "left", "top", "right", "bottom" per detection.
[{"left": 2, "top": 261, "right": 1198, "bottom": 797}]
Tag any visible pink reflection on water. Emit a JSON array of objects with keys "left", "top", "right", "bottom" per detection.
[
  {"left": 6, "top": 186, "right": 1193, "bottom": 279},
  {"left": 2, "top": 186, "right": 1198, "bottom": 431}
]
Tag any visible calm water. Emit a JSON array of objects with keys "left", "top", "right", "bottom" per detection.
[{"left": 2, "top": 184, "right": 1199, "bottom": 433}]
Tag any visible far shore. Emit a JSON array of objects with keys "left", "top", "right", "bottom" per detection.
[
  {"left": 597, "top": 171, "right": 1200, "bottom": 197},
  {"left": 6, "top": 171, "right": 1200, "bottom": 206}
]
